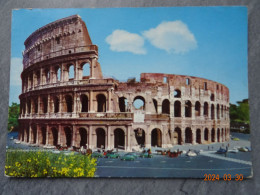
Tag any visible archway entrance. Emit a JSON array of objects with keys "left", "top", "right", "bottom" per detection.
[
  {"left": 97, "top": 94, "right": 106, "bottom": 112},
  {"left": 134, "top": 128, "right": 145, "bottom": 146},
  {"left": 32, "top": 126, "right": 37, "bottom": 144},
  {"left": 196, "top": 129, "right": 201, "bottom": 144},
  {"left": 185, "top": 128, "right": 192, "bottom": 143},
  {"left": 96, "top": 128, "right": 105, "bottom": 149},
  {"left": 51, "top": 127, "right": 58, "bottom": 146},
  {"left": 217, "top": 129, "right": 220, "bottom": 142},
  {"left": 114, "top": 128, "right": 125, "bottom": 149},
  {"left": 174, "top": 127, "right": 182, "bottom": 145},
  {"left": 41, "top": 127, "right": 46, "bottom": 145},
  {"left": 211, "top": 128, "right": 215, "bottom": 142},
  {"left": 64, "top": 127, "right": 72, "bottom": 147},
  {"left": 204, "top": 128, "right": 209, "bottom": 141},
  {"left": 151, "top": 128, "right": 162, "bottom": 147},
  {"left": 79, "top": 128, "right": 87, "bottom": 147}
]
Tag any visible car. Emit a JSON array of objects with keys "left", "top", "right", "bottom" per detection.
[
  {"left": 125, "top": 152, "right": 138, "bottom": 159},
  {"left": 232, "top": 137, "right": 240, "bottom": 141},
  {"left": 91, "top": 151, "right": 104, "bottom": 158},
  {"left": 106, "top": 152, "right": 120, "bottom": 159},
  {"left": 139, "top": 152, "right": 153, "bottom": 158},
  {"left": 121, "top": 154, "right": 135, "bottom": 161}
]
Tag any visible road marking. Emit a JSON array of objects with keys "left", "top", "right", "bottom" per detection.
[
  {"left": 96, "top": 165, "right": 251, "bottom": 171},
  {"left": 200, "top": 152, "right": 252, "bottom": 165},
  {"left": 105, "top": 161, "right": 113, "bottom": 163}
]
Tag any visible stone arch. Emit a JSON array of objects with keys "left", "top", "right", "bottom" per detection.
[
  {"left": 42, "top": 97, "right": 48, "bottom": 113},
  {"left": 65, "top": 95, "right": 73, "bottom": 112},
  {"left": 210, "top": 94, "right": 215, "bottom": 101},
  {"left": 32, "top": 125, "right": 37, "bottom": 144},
  {"left": 221, "top": 128, "right": 224, "bottom": 142},
  {"left": 96, "top": 128, "right": 106, "bottom": 149},
  {"left": 114, "top": 128, "right": 125, "bottom": 149},
  {"left": 153, "top": 99, "right": 158, "bottom": 113},
  {"left": 27, "top": 99, "right": 31, "bottom": 114},
  {"left": 196, "top": 129, "right": 201, "bottom": 144},
  {"left": 195, "top": 101, "right": 201, "bottom": 117},
  {"left": 217, "top": 128, "right": 220, "bottom": 142},
  {"left": 44, "top": 68, "right": 50, "bottom": 84},
  {"left": 41, "top": 126, "right": 46, "bottom": 145},
  {"left": 119, "top": 97, "right": 127, "bottom": 112},
  {"left": 217, "top": 104, "right": 220, "bottom": 119},
  {"left": 53, "top": 96, "right": 59, "bottom": 113},
  {"left": 80, "top": 94, "right": 88, "bottom": 112},
  {"left": 81, "top": 62, "right": 90, "bottom": 79},
  {"left": 185, "top": 127, "right": 192, "bottom": 143},
  {"left": 211, "top": 128, "right": 215, "bottom": 142},
  {"left": 204, "top": 128, "right": 209, "bottom": 141},
  {"left": 174, "top": 101, "right": 181, "bottom": 117},
  {"left": 151, "top": 128, "right": 162, "bottom": 147},
  {"left": 64, "top": 127, "right": 73, "bottom": 147},
  {"left": 204, "top": 102, "right": 208, "bottom": 117},
  {"left": 185, "top": 100, "right": 192, "bottom": 117},
  {"left": 133, "top": 96, "right": 145, "bottom": 110},
  {"left": 68, "top": 64, "right": 75, "bottom": 79},
  {"left": 79, "top": 128, "right": 88, "bottom": 147},
  {"left": 134, "top": 128, "right": 145, "bottom": 146},
  {"left": 97, "top": 94, "right": 106, "bottom": 112},
  {"left": 162, "top": 99, "right": 170, "bottom": 114},
  {"left": 174, "top": 127, "right": 182, "bottom": 145},
  {"left": 211, "top": 104, "right": 215, "bottom": 119},
  {"left": 55, "top": 66, "right": 61, "bottom": 82},
  {"left": 51, "top": 127, "right": 58, "bottom": 146},
  {"left": 174, "top": 89, "right": 181, "bottom": 98}
]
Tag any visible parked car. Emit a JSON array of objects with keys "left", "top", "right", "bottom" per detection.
[
  {"left": 106, "top": 152, "right": 120, "bottom": 159},
  {"left": 121, "top": 154, "right": 136, "bottom": 161},
  {"left": 91, "top": 151, "right": 104, "bottom": 158}
]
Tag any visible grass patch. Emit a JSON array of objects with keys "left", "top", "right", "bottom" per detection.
[{"left": 5, "top": 150, "right": 97, "bottom": 177}]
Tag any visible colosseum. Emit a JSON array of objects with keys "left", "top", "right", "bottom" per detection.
[{"left": 18, "top": 15, "right": 230, "bottom": 151}]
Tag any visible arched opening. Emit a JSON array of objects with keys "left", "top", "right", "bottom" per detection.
[
  {"left": 204, "top": 102, "right": 208, "bottom": 117},
  {"left": 32, "top": 125, "right": 37, "bottom": 144},
  {"left": 186, "top": 78, "right": 190, "bottom": 85},
  {"left": 153, "top": 99, "right": 158, "bottom": 113},
  {"left": 36, "top": 71, "right": 40, "bottom": 85},
  {"left": 21, "top": 128, "right": 25, "bottom": 141},
  {"left": 65, "top": 95, "right": 73, "bottom": 112},
  {"left": 45, "top": 69, "right": 50, "bottom": 84},
  {"left": 174, "top": 127, "right": 182, "bottom": 145},
  {"left": 185, "top": 128, "right": 192, "bottom": 143},
  {"left": 133, "top": 96, "right": 145, "bottom": 110},
  {"left": 151, "top": 128, "right": 162, "bottom": 147},
  {"left": 42, "top": 97, "right": 48, "bottom": 113},
  {"left": 41, "top": 127, "right": 46, "bottom": 145},
  {"left": 53, "top": 96, "right": 59, "bottom": 113},
  {"left": 217, "top": 104, "right": 220, "bottom": 119},
  {"left": 64, "top": 127, "right": 72, "bottom": 147},
  {"left": 56, "top": 67, "right": 61, "bottom": 82},
  {"left": 217, "top": 128, "right": 220, "bottom": 142},
  {"left": 27, "top": 99, "right": 31, "bottom": 114},
  {"left": 114, "top": 128, "right": 125, "bottom": 149},
  {"left": 221, "top": 128, "right": 224, "bottom": 142},
  {"left": 211, "top": 128, "right": 215, "bottom": 142},
  {"left": 34, "top": 98, "right": 38, "bottom": 114},
  {"left": 196, "top": 129, "right": 201, "bottom": 144},
  {"left": 119, "top": 97, "right": 127, "bottom": 112},
  {"left": 221, "top": 105, "right": 224, "bottom": 118},
  {"left": 51, "top": 127, "right": 58, "bottom": 146},
  {"left": 134, "top": 128, "right": 145, "bottom": 146},
  {"left": 162, "top": 99, "right": 170, "bottom": 114},
  {"left": 68, "top": 65, "right": 74, "bottom": 79},
  {"left": 195, "top": 101, "right": 201, "bottom": 117},
  {"left": 97, "top": 94, "right": 106, "bottom": 112},
  {"left": 174, "top": 101, "right": 181, "bottom": 117},
  {"left": 204, "top": 128, "right": 209, "bottom": 141},
  {"left": 210, "top": 94, "right": 215, "bottom": 101},
  {"left": 174, "top": 89, "right": 181, "bottom": 98},
  {"left": 82, "top": 63, "right": 90, "bottom": 79},
  {"left": 185, "top": 101, "right": 192, "bottom": 117},
  {"left": 211, "top": 104, "right": 215, "bottom": 119},
  {"left": 81, "top": 94, "right": 88, "bottom": 112},
  {"left": 96, "top": 128, "right": 105, "bottom": 149},
  {"left": 79, "top": 128, "right": 88, "bottom": 147}
]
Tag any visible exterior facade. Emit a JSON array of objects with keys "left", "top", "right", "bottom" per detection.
[{"left": 18, "top": 15, "right": 230, "bottom": 151}]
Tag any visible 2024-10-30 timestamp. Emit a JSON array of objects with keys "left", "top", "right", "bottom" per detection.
[{"left": 204, "top": 174, "right": 244, "bottom": 181}]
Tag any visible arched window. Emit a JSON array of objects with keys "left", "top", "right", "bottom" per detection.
[
  {"left": 174, "top": 101, "right": 181, "bottom": 117},
  {"left": 119, "top": 97, "right": 127, "bottom": 112},
  {"left": 195, "top": 101, "right": 201, "bottom": 117},
  {"left": 82, "top": 62, "right": 90, "bottom": 79},
  {"left": 53, "top": 96, "right": 59, "bottom": 113},
  {"left": 204, "top": 102, "right": 208, "bottom": 116},
  {"left": 210, "top": 94, "right": 215, "bottom": 101},
  {"left": 185, "top": 128, "right": 192, "bottom": 143},
  {"left": 153, "top": 99, "right": 158, "bottom": 113},
  {"left": 211, "top": 104, "right": 215, "bottom": 119},
  {"left": 56, "top": 67, "right": 61, "bottom": 82},
  {"left": 65, "top": 95, "right": 73, "bottom": 112},
  {"left": 186, "top": 78, "right": 190, "bottom": 85},
  {"left": 174, "top": 89, "right": 181, "bottom": 98},
  {"left": 162, "top": 99, "right": 170, "bottom": 114},
  {"left": 133, "top": 96, "right": 145, "bottom": 110},
  {"left": 97, "top": 94, "right": 106, "bottom": 112},
  {"left": 42, "top": 97, "right": 48, "bottom": 113},
  {"left": 68, "top": 65, "right": 74, "bottom": 79},
  {"left": 81, "top": 94, "right": 88, "bottom": 112},
  {"left": 185, "top": 100, "right": 192, "bottom": 117},
  {"left": 217, "top": 104, "right": 220, "bottom": 119}
]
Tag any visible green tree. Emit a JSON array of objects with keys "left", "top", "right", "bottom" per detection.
[{"left": 8, "top": 102, "right": 20, "bottom": 132}]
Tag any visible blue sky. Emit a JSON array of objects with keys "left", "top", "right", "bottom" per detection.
[{"left": 10, "top": 7, "right": 248, "bottom": 105}]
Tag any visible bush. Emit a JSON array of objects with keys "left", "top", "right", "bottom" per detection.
[{"left": 5, "top": 150, "right": 97, "bottom": 177}]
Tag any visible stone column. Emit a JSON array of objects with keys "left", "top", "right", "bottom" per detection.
[
  {"left": 36, "top": 124, "right": 40, "bottom": 144},
  {"left": 192, "top": 128, "right": 196, "bottom": 145},
  {"left": 192, "top": 104, "right": 195, "bottom": 119},
  {"left": 75, "top": 60, "right": 79, "bottom": 80},
  {"left": 201, "top": 128, "right": 205, "bottom": 143},
  {"left": 46, "top": 125, "right": 49, "bottom": 145},
  {"left": 47, "top": 94, "right": 51, "bottom": 114},
  {"left": 29, "top": 124, "right": 33, "bottom": 144},
  {"left": 145, "top": 129, "right": 151, "bottom": 148},
  {"left": 72, "top": 125, "right": 76, "bottom": 147},
  {"left": 89, "top": 90, "right": 94, "bottom": 112},
  {"left": 73, "top": 93, "right": 77, "bottom": 114},
  {"left": 59, "top": 94, "right": 62, "bottom": 113},
  {"left": 181, "top": 126, "right": 185, "bottom": 144},
  {"left": 157, "top": 101, "right": 162, "bottom": 114},
  {"left": 107, "top": 89, "right": 112, "bottom": 112},
  {"left": 40, "top": 67, "right": 43, "bottom": 86},
  {"left": 126, "top": 125, "right": 131, "bottom": 151},
  {"left": 88, "top": 125, "right": 93, "bottom": 149},
  {"left": 107, "top": 126, "right": 111, "bottom": 150},
  {"left": 61, "top": 63, "right": 64, "bottom": 82},
  {"left": 181, "top": 101, "right": 185, "bottom": 118},
  {"left": 58, "top": 124, "right": 61, "bottom": 145},
  {"left": 38, "top": 96, "right": 41, "bottom": 114}
]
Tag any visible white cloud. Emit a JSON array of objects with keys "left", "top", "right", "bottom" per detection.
[
  {"left": 143, "top": 21, "right": 197, "bottom": 54},
  {"left": 10, "top": 57, "right": 23, "bottom": 86},
  {"left": 106, "top": 30, "right": 146, "bottom": 55}
]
